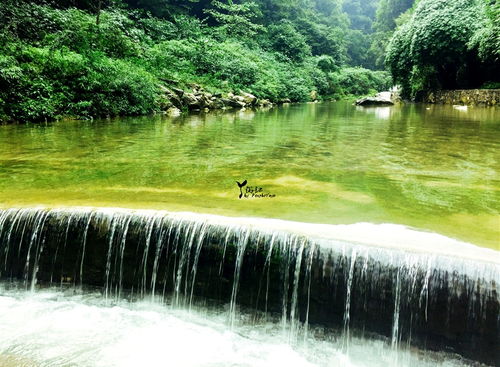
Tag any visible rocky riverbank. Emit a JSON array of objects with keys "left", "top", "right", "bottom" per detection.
[{"left": 159, "top": 83, "right": 279, "bottom": 116}]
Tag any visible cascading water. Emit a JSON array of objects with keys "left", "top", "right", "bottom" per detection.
[{"left": 0, "top": 207, "right": 498, "bottom": 366}]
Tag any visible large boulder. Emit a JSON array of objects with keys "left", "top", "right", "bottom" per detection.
[
  {"left": 182, "top": 93, "right": 202, "bottom": 109},
  {"left": 239, "top": 91, "right": 257, "bottom": 105},
  {"left": 165, "top": 107, "right": 181, "bottom": 117},
  {"left": 171, "top": 87, "right": 185, "bottom": 98},
  {"left": 257, "top": 99, "right": 272, "bottom": 107},
  {"left": 355, "top": 92, "right": 394, "bottom": 106},
  {"left": 160, "top": 85, "right": 183, "bottom": 109},
  {"left": 310, "top": 90, "right": 318, "bottom": 101}
]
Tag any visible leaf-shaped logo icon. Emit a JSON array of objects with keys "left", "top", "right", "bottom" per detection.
[{"left": 236, "top": 180, "right": 247, "bottom": 198}]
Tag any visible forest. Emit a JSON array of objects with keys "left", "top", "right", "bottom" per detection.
[{"left": 0, "top": 0, "right": 498, "bottom": 122}]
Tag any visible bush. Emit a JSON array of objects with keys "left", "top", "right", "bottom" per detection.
[
  {"left": 386, "top": 0, "right": 498, "bottom": 98},
  {"left": 329, "top": 67, "right": 392, "bottom": 97},
  {"left": 0, "top": 44, "right": 159, "bottom": 122},
  {"left": 75, "top": 55, "right": 159, "bottom": 117},
  {"left": 144, "top": 38, "right": 316, "bottom": 102},
  {"left": 317, "top": 55, "right": 339, "bottom": 73},
  {"left": 267, "top": 20, "right": 312, "bottom": 63}
]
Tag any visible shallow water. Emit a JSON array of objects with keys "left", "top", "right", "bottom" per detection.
[
  {"left": 0, "top": 285, "right": 476, "bottom": 367},
  {"left": 0, "top": 102, "right": 499, "bottom": 248}
]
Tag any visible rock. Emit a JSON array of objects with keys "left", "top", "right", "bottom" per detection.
[
  {"left": 355, "top": 96, "right": 394, "bottom": 106},
  {"left": 376, "top": 91, "right": 392, "bottom": 100},
  {"left": 279, "top": 98, "right": 291, "bottom": 104},
  {"left": 310, "top": 90, "right": 318, "bottom": 101},
  {"left": 232, "top": 100, "right": 247, "bottom": 109},
  {"left": 220, "top": 98, "right": 234, "bottom": 109},
  {"left": 235, "top": 95, "right": 246, "bottom": 103},
  {"left": 223, "top": 94, "right": 247, "bottom": 109},
  {"left": 172, "top": 87, "right": 184, "bottom": 98},
  {"left": 213, "top": 92, "right": 223, "bottom": 98},
  {"left": 158, "top": 95, "right": 173, "bottom": 110},
  {"left": 197, "top": 94, "right": 212, "bottom": 108},
  {"left": 182, "top": 93, "right": 202, "bottom": 109},
  {"left": 210, "top": 99, "right": 224, "bottom": 109},
  {"left": 165, "top": 107, "right": 181, "bottom": 117},
  {"left": 239, "top": 91, "right": 257, "bottom": 105},
  {"left": 189, "top": 83, "right": 202, "bottom": 91},
  {"left": 257, "top": 99, "right": 272, "bottom": 107},
  {"left": 159, "top": 85, "right": 182, "bottom": 109}
]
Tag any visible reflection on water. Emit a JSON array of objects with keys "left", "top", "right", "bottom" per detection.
[{"left": 0, "top": 102, "right": 498, "bottom": 248}]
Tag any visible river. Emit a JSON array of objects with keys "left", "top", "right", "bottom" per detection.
[{"left": 0, "top": 102, "right": 498, "bottom": 248}]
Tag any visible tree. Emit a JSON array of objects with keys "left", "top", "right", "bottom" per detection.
[
  {"left": 386, "top": 0, "right": 493, "bottom": 98},
  {"left": 470, "top": 0, "right": 500, "bottom": 64},
  {"left": 341, "top": 0, "right": 380, "bottom": 69},
  {"left": 369, "top": 0, "right": 414, "bottom": 69},
  {"left": 267, "top": 20, "right": 312, "bottom": 62},
  {"left": 345, "top": 29, "right": 375, "bottom": 68},
  {"left": 373, "top": 0, "right": 414, "bottom": 32},
  {"left": 342, "top": 0, "right": 378, "bottom": 33},
  {"left": 204, "top": 0, "right": 264, "bottom": 38}
]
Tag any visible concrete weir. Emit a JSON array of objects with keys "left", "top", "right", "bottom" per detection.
[{"left": 0, "top": 207, "right": 498, "bottom": 365}]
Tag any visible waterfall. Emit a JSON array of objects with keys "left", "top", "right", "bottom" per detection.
[{"left": 0, "top": 207, "right": 498, "bottom": 366}]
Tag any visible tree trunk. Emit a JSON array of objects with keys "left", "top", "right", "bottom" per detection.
[{"left": 96, "top": 0, "right": 103, "bottom": 25}]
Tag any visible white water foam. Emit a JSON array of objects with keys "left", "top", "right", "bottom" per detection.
[{"left": 0, "top": 286, "right": 474, "bottom": 367}]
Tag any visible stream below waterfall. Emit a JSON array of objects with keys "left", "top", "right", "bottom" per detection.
[{"left": 0, "top": 284, "right": 477, "bottom": 367}]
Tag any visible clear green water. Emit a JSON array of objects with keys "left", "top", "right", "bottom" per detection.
[{"left": 0, "top": 102, "right": 499, "bottom": 249}]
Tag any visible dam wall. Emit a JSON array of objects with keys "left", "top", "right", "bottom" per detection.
[{"left": 0, "top": 207, "right": 498, "bottom": 365}]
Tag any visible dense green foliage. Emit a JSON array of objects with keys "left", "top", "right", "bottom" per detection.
[
  {"left": 386, "top": 0, "right": 500, "bottom": 98},
  {"left": 0, "top": 0, "right": 394, "bottom": 122},
  {"left": 0, "top": 0, "right": 497, "bottom": 122},
  {"left": 470, "top": 0, "right": 500, "bottom": 68},
  {"left": 341, "top": 0, "right": 379, "bottom": 68},
  {"left": 369, "top": 0, "right": 413, "bottom": 68}
]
